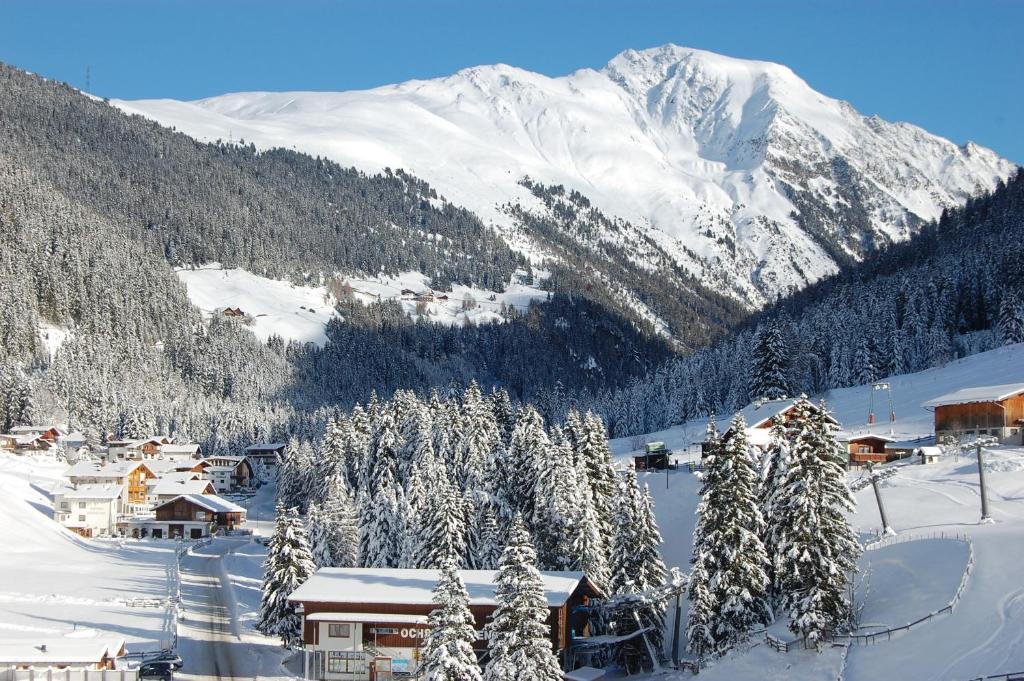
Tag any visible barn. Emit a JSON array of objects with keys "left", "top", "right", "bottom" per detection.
[
  {"left": 923, "top": 383, "right": 1024, "bottom": 445},
  {"left": 288, "top": 568, "right": 602, "bottom": 679},
  {"left": 842, "top": 433, "right": 897, "bottom": 467}
]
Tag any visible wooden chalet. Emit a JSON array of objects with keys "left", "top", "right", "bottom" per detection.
[
  {"left": 194, "top": 455, "right": 254, "bottom": 492},
  {"left": 923, "top": 383, "right": 1024, "bottom": 445},
  {"left": 704, "top": 397, "right": 840, "bottom": 455},
  {"left": 105, "top": 436, "right": 173, "bottom": 461},
  {"left": 245, "top": 442, "right": 286, "bottom": 470},
  {"left": 634, "top": 442, "right": 671, "bottom": 470},
  {"left": 223, "top": 307, "right": 245, "bottom": 317},
  {"left": 139, "top": 493, "right": 246, "bottom": 539},
  {"left": 842, "top": 433, "right": 897, "bottom": 466},
  {"left": 65, "top": 460, "right": 157, "bottom": 507},
  {"left": 289, "top": 568, "right": 602, "bottom": 679}
]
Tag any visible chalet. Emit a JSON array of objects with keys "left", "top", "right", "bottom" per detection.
[
  {"left": 159, "top": 443, "right": 202, "bottom": 461},
  {"left": 194, "top": 455, "right": 254, "bottom": 492},
  {"left": 841, "top": 433, "right": 897, "bottom": 467},
  {"left": 436, "top": 294, "right": 449, "bottom": 302},
  {"left": 245, "top": 442, "right": 286, "bottom": 473},
  {"left": 705, "top": 398, "right": 840, "bottom": 454},
  {"left": 289, "top": 568, "right": 601, "bottom": 679},
  {"left": 0, "top": 638, "right": 125, "bottom": 670},
  {"left": 52, "top": 484, "right": 123, "bottom": 537},
  {"left": 146, "top": 493, "right": 246, "bottom": 538},
  {"left": 8, "top": 433, "right": 58, "bottom": 453},
  {"left": 400, "top": 288, "right": 416, "bottom": 297},
  {"left": 923, "top": 383, "right": 1024, "bottom": 445},
  {"left": 150, "top": 476, "right": 217, "bottom": 504},
  {"left": 223, "top": 307, "right": 245, "bottom": 317},
  {"left": 9, "top": 424, "right": 65, "bottom": 443},
  {"left": 413, "top": 291, "right": 434, "bottom": 303},
  {"left": 634, "top": 442, "right": 671, "bottom": 471},
  {"left": 64, "top": 460, "right": 157, "bottom": 510},
  {"left": 0, "top": 434, "right": 17, "bottom": 451},
  {"left": 105, "top": 436, "right": 173, "bottom": 461}
]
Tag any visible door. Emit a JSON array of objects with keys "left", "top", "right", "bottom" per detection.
[
  {"left": 170, "top": 524, "right": 184, "bottom": 538},
  {"left": 190, "top": 528, "right": 203, "bottom": 539}
]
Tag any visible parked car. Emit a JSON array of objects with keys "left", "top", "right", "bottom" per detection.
[
  {"left": 146, "top": 652, "right": 183, "bottom": 670},
  {"left": 138, "top": 661, "right": 175, "bottom": 681}
]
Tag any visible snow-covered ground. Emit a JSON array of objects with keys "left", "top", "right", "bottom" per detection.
[
  {"left": 0, "top": 454, "right": 178, "bottom": 651},
  {"left": 176, "top": 264, "right": 548, "bottom": 347},
  {"left": 619, "top": 344, "right": 1024, "bottom": 680}
]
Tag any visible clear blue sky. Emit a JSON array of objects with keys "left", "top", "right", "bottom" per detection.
[{"left": 3, "top": 0, "right": 1022, "bottom": 162}]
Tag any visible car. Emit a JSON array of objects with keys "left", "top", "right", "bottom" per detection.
[
  {"left": 146, "top": 652, "right": 183, "bottom": 670},
  {"left": 138, "top": 661, "right": 175, "bottom": 681}
]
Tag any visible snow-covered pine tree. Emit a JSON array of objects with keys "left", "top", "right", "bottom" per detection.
[
  {"left": 415, "top": 473, "right": 468, "bottom": 568},
  {"left": 418, "top": 560, "right": 483, "bottom": 681},
  {"left": 532, "top": 429, "right": 581, "bottom": 570},
  {"left": 684, "top": 556, "right": 716, "bottom": 662},
  {"left": 750, "top": 320, "right": 789, "bottom": 401},
  {"left": 322, "top": 479, "right": 360, "bottom": 568},
  {"left": 854, "top": 337, "right": 877, "bottom": 386},
  {"left": 483, "top": 515, "right": 563, "bottom": 681},
  {"left": 358, "top": 461, "right": 404, "bottom": 568},
  {"left": 998, "top": 288, "right": 1024, "bottom": 345},
  {"left": 759, "top": 418, "right": 791, "bottom": 602},
  {"left": 306, "top": 501, "right": 333, "bottom": 569},
  {"left": 504, "top": 406, "right": 549, "bottom": 524},
  {"left": 774, "top": 398, "right": 861, "bottom": 646},
  {"left": 633, "top": 485, "right": 669, "bottom": 653},
  {"left": 258, "top": 503, "right": 317, "bottom": 648},
  {"left": 689, "top": 414, "right": 771, "bottom": 654}
]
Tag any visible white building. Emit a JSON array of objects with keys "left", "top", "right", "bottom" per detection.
[
  {"left": 0, "top": 637, "right": 125, "bottom": 669},
  {"left": 149, "top": 476, "right": 216, "bottom": 504},
  {"left": 159, "top": 443, "right": 202, "bottom": 462},
  {"left": 52, "top": 484, "right": 122, "bottom": 538}
]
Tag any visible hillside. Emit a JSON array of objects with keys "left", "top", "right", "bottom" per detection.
[{"left": 117, "top": 45, "right": 1015, "bottom": 305}]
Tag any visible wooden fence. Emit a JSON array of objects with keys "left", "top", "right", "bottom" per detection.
[{"left": 0, "top": 669, "right": 137, "bottom": 681}]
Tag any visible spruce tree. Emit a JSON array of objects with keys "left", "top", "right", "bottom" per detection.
[
  {"left": 750, "top": 320, "right": 789, "bottom": 401},
  {"left": 484, "top": 515, "right": 563, "bottom": 681},
  {"left": 998, "top": 289, "right": 1024, "bottom": 345},
  {"left": 258, "top": 504, "right": 317, "bottom": 648},
  {"left": 773, "top": 399, "right": 861, "bottom": 646},
  {"left": 416, "top": 475, "right": 468, "bottom": 568},
  {"left": 532, "top": 430, "right": 580, "bottom": 570},
  {"left": 419, "top": 561, "right": 483, "bottom": 681}
]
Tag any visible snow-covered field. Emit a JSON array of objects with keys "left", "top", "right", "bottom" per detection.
[
  {"left": 620, "top": 344, "right": 1024, "bottom": 680},
  {"left": 176, "top": 264, "right": 547, "bottom": 347},
  {"left": 0, "top": 454, "right": 178, "bottom": 651}
]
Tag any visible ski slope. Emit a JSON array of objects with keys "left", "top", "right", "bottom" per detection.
[
  {"left": 617, "top": 343, "right": 1024, "bottom": 680},
  {"left": 0, "top": 454, "right": 178, "bottom": 651}
]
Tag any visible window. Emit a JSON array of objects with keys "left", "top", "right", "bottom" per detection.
[
  {"left": 857, "top": 445, "right": 871, "bottom": 454},
  {"left": 79, "top": 502, "right": 86, "bottom": 509},
  {"left": 327, "top": 651, "right": 364, "bottom": 674},
  {"left": 328, "top": 623, "right": 352, "bottom": 638},
  {"left": 78, "top": 515, "right": 86, "bottom": 522},
  {"left": 61, "top": 502, "right": 69, "bottom": 510},
  {"left": 195, "top": 511, "right": 208, "bottom": 521}
]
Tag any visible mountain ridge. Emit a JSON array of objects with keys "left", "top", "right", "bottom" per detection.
[{"left": 115, "top": 44, "right": 1016, "bottom": 306}]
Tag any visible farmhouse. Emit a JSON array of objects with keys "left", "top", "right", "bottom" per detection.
[
  {"left": 124, "top": 493, "right": 246, "bottom": 539},
  {"left": 150, "top": 476, "right": 216, "bottom": 504},
  {"left": 289, "top": 568, "right": 601, "bottom": 679},
  {"left": 705, "top": 397, "right": 840, "bottom": 454},
  {"left": 105, "top": 436, "right": 173, "bottom": 461},
  {"left": 923, "top": 383, "right": 1024, "bottom": 445},
  {"left": 194, "top": 455, "right": 254, "bottom": 492},
  {"left": 0, "top": 638, "right": 126, "bottom": 670},
  {"left": 158, "top": 443, "right": 202, "bottom": 461},
  {"left": 52, "top": 484, "right": 122, "bottom": 537},
  {"left": 9, "top": 424, "right": 65, "bottom": 442}
]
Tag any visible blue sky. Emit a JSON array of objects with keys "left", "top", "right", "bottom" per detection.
[{"left": 3, "top": 0, "right": 1022, "bottom": 162}]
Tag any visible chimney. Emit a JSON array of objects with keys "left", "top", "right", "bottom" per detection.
[{"left": 39, "top": 644, "right": 47, "bottom": 653}]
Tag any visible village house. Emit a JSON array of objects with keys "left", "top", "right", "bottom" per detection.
[
  {"left": 104, "top": 436, "right": 173, "bottom": 462},
  {"left": 245, "top": 442, "right": 286, "bottom": 473},
  {"left": 194, "top": 455, "right": 254, "bottom": 493},
  {"left": 52, "top": 484, "right": 123, "bottom": 537},
  {"left": 704, "top": 397, "right": 840, "bottom": 454},
  {"left": 9, "top": 424, "right": 65, "bottom": 443},
  {"left": 288, "top": 568, "right": 601, "bottom": 680},
  {"left": 0, "top": 434, "right": 17, "bottom": 451},
  {"left": 122, "top": 494, "right": 246, "bottom": 539},
  {"left": 222, "top": 307, "right": 245, "bottom": 317},
  {"left": 158, "top": 443, "right": 202, "bottom": 462},
  {"left": 923, "top": 383, "right": 1024, "bottom": 446},
  {"left": 634, "top": 442, "right": 671, "bottom": 471},
  {"left": 0, "top": 638, "right": 126, "bottom": 670},
  {"left": 64, "top": 460, "right": 157, "bottom": 511}
]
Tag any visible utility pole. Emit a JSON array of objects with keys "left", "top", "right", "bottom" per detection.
[
  {"left": 671, "top": 590, "right": 681, "bottom": 667},
  {"left": 866, "top": 463, "right": 894, "bottom": 536},
  {"left": 974, "top": 435, "right": 998, "bottom": 524}
]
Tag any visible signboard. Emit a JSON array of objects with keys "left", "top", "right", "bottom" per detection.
[{"left": 371, "top": 627, "right": 398, "bottom": 635}]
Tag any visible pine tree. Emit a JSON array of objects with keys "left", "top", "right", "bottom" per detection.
[
  {"left": 418, "top": 561, "right": 483, "bottom": 681},
  {"left": 773, "top": 399, "right": 861, "bottom": 646},
  {"left": 258, "top": 504, "right": 317, "bottom": 648},
  {"left": 504, "top": 407, "right": 549, "bottom": 523},
  {"left": 750, "top": 320, "right": 789, "bottom": 401},
  {"left": 483, "top": 516, "right": 563, "bottom": 681},
  {"left": 998, "top": 289, "right": 1024, "bottom": 345},
  {"left": 415, "top": 475, "right": 468, "bottom": 568},
  {"left": 532, "top": 430, "right": 581, "bottom": 570},
  {"left": 759, "top": 418, "right": 791, "bottom": 601},
  {"left": 687, "top": 414, "right": 772, "bottom": 655}
]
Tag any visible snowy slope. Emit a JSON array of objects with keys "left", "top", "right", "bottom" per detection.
[
  {"left": 618, "top": 343, "right": 1024, "bottom": 679},
  {"left": 176, "top": 264, "right": 547, "bottom": 347},
  {"left": 117, "top": 45, "right": 1015, "bottom": 305},
  {"left": 0, "top": 454, "right": 177, "bottom": 650}
]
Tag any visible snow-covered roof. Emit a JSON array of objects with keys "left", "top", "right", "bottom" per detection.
[
  {"left": 245, "top": 442, "right": 286, "bottom": 452},
  {"left": 65, "top": 460, "right": 150, "bottom": 478},
  {"left": 155, "top": 493, "right": 245, "bottom": 514},
  {"left": 922, "top": 383, "right": 1024, "bottom": 408},
  {"left": 160, "top": 443, "right": 200, "bottom": 455},
  {"left": 107, "top": 437, "right": 169, "bottom": 449},
  {"left": 151, "top": 478, "right": 214, "bottom": 497},
  {"left": 306, "top": 612, "right": 428, "bottom": 624},
  {"left": 729, "top": 397, "right": 839, "bottom": 432},
  {"left": 10, "top": 424, "right": 65, "bottom": 435},
  {"left": 0, "top": 638, "right": 124, "bottom": 664},
  {"left": 54, "top": 484, "right": 123, "bottom": 500},
  {"left": 838, "top": 432, "right": 896, "bottom": 443},
  {"left": 289, "top": 568, "right": 588, "bottom": 607},
  {"left": 919, "top": 446, "right": 944, "bottom": 457}
]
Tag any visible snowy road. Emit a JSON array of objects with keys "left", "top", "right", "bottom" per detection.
[{"left": 176, "top": 537, "right": 287, "bottom": 681}]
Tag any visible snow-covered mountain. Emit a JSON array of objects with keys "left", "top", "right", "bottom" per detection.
[{"left": 116, "top": 45, "right": 1016, "bottom": 305}]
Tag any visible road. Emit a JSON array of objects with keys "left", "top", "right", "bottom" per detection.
[{"left": 176, "top": 537, "right": 264, "bottom": 681}]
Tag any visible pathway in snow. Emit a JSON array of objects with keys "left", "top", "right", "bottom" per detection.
[{"left": 176, "top": 537, "right": 285, "bottom": 681}]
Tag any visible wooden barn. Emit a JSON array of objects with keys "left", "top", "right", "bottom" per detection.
[
  {"left": 923, "top": 383, "right": 1024, "bottom": 445},
  {"left": 288, "top": 568, "right": 602, "bottom": 679},
  {"left": 703, "top": 398, "right": 840, "bottom": 455}
]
